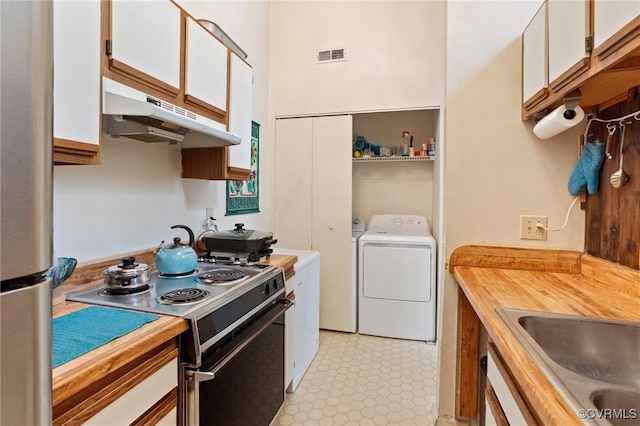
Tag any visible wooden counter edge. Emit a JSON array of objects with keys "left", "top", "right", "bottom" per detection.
[
  {"left": 453, "top": 269, "right": 561, "bottom": 425},
  {"left": 52, "top": 304, "right": 188, "bottom": 407},
  {"left": 448, "top": 245, "right": 582, "bottom": 274}
]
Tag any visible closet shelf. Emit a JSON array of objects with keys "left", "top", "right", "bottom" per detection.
[{"left": 352, "top": 156, "right": 435, "bottom": 162}]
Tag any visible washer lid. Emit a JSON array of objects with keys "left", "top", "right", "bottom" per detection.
[{"left": 359, "top": 232, "right": 436, "bottom": 244}]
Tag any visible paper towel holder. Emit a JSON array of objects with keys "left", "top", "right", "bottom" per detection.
[
  {"left": 532, "top": 89, "right": 582, "bottom": 123},
  {"left": 562, "top": 90, "right": 582, "bottom": 120}
]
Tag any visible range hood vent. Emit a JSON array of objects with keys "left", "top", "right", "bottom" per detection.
[
  {"left": 104, "top": 115, "right": 188, "bottom": 144},
  {"left": 102, "top": 77, "right": 241, "bottom": 147}
]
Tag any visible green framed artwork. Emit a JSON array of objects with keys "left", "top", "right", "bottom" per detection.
[{"left": 226, "top": 121, "right": 260, "bottom": 215}]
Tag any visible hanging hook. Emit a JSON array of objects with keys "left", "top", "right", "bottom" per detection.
[
  {"left": 618, "top": 119, "right": 633, "bottom": 129},
  {"left": 634, "top": 112, "right": 640, "bottom": 121},
  {"left": 604, "top": 123, "right": 617, "bottom": 160}
]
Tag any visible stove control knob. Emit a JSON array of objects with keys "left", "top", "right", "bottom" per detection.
[{"left": 265, "top": 282, "right": 271, "bottom": 295}]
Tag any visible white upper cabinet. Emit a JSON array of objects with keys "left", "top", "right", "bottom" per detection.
[
  {"left": 228, "top": 54, "right": 253, "bottom": 171},
  {"left": 548, "top": 0, "right": 589, "bottom": 89},
  {"left": 523, "top": 0, "right": 640, "bottom": 119},
  {"left": 185, "top": 17, "right": 228, "bottom": 113},
  {"left": 53, "top": 0, "right": 101, "bottom": 146},
  {"left": 522, "top": 2, "right": 548, "bottom": 106},
  {"left": 110, "top": 0, "right": 181, "bottom": 92},
  {"left": 594, "top": 0, "right": 640, "bottom": 50}
]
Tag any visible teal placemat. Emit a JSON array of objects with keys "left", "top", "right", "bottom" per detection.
[{"left": 53, "top": 306, "right": 159, "bottom": 368}]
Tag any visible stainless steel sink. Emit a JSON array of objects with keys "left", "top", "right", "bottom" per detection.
[
  {"left": 591, "top": 390, "right": 640, "bottom": 426},
  {"left": 497, "top": 309, "right": 640, "bottom": 425}
]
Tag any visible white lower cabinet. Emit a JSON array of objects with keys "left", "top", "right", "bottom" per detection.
[
  {"left": 281, "top": 250, "right": 320, "bottom": 392},
  {"left": 486, "top": 345, "right": 534, "bottom": 425},
  {"left": 83, "top": 358, "right": 177, "bottom": 426}
]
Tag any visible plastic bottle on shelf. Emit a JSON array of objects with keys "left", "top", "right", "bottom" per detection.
[
  {"left": 402, "top": 131, "right": 410, "bottom": 156},
  {"left": 427, "top": 137, "right": 435, "bottom": 158}
]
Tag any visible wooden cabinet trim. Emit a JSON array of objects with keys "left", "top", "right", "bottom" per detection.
[
  {"left": 548, "top": 57, "right": 590, "bottom": 93},
  {"left": 182, "top": 148, "right": 251, "bottom": 180},
  {"left": 485, "top": 382, "right": 509, "bottom": 426},
  {"left": 109, "top": 59, "right": 180, "bottom": 98},
  {"left": 131, "top": 388, "right": 178, "bottom": 426},
  {"left": 592, "top": 15, "right": 640, "bottom": 62},
  {"left": 227, "top": 165, "right": 251, "bottom": 180},
  {"left": 181, "top": 147, "right": 226, "bottom": 180},
  {"left": 53, "top": 341, "right": 178, "bottom": 425},
  {"left": 523, "top": 88, "right": 549, "bottom": 112},
  {"left": 455, "top": 289, "right": 480, "bottom": 419},
  {"left": 184, "top": 94, "right": 226, "bottom": 121},
  {"left": 54, "top": 138, "right": 101, "bottom": 166},
  {"left": 487, "top": 343, "right": 540, "bottom": 426}
]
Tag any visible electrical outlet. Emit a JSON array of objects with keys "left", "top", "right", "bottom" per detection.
[
  {"left": 206, "top": 207, "right": 214, "bottom": 220},
  {"left": 520, "top": 215, "right": 548, "bottom": 240}
]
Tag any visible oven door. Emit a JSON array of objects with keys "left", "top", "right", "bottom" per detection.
[{"left": 183, "top": 296, "right": 292, "bottom": 426}]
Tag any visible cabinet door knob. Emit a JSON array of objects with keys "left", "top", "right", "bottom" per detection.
[{"left": 328, "top": 223, "right": 334, "bottom": 230}]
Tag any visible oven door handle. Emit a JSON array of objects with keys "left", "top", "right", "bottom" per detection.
[{"left": 187, "top": 298, "right": 293, "bottom": 383}]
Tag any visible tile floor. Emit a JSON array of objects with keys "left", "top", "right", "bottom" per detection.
[{"left": 274, "top": 330, "right": 439, "bottom": 426}]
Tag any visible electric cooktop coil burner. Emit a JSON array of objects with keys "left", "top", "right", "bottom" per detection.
[
  {"left": 157, "top": 288, "right": 211, "bottom": 305},
  {"left": 158, "top": 269, "right": 198, "bottom": 279},
  {"left": 195, "top": 268, "right": 248, "bottom": 285},
  {"left": 99, "top": 285, "right": 150, "bottom": 296}
]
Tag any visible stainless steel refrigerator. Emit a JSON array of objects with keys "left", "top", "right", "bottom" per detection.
[{"left": 0, "top": 1, "right": 54, "bottom": 424}]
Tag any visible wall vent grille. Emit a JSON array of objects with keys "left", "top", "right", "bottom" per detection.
[{"left": 317, "top": 47, "right": 346, "bottom": 64}]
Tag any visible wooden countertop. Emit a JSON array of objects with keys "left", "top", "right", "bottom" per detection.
[
  {"left": 257, "top": 254, "right": 298, "bottom": 280},
  {"left": 450, "top": 245, "right": 640, "bottom": 426},
  {"left": 52, "top": 302, "right": 188, "bottom": 409},
  {"left": 51, "top": 252, "right": 298, "bottom": 408}
]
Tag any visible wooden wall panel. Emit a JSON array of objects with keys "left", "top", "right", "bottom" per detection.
[{"left": 585, "top": 93, "right": 640, "bottom": 269}]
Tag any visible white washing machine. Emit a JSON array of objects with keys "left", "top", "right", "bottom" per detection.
[
  {"left": 358, "top": 214, "right": 436, "bottom": 341},
  {"left": 351, "top": 217, "right": 365, "bottom": 332}
]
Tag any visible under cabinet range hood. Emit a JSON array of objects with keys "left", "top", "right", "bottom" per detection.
[{"left": 102, "top": 77, "right": 241, "bottom": 147}]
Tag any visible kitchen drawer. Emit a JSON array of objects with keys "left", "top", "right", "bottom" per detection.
[
  {"left": 53, "top": 340, "right": 179, "bottom": 426},
  {"left": 83, "top": 358, "right": 177, "bottom": 426}
]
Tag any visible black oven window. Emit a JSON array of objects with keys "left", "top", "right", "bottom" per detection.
[{"left": 198, "top": 317, "right": 285, "bottom": 425}]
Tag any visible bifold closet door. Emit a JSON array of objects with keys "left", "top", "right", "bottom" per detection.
[
  {"left": 311, "top": 115, "right": 353, "bottom": 332},
  {"left": 274, "top": 118, "right": 313, "bottom": 250}
]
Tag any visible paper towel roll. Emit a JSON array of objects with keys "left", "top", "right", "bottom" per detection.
[{"left": 533, "top": 105, "right": 585, "bottom": 139}]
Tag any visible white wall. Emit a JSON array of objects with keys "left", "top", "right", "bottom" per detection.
[
  {"left": 353, "top": 161, "right": 434, "bottom": 226},
  {"left": 268, "top": 0, "right": 446, "bottom": 233},
  {"left": 437, "top": 0, "right": 586, "bottom": 422},
  {"left": 269, "top": 0, "right": 445, "bottom": 116},
  {"left": 53, "top": 1, "right": 271, "bottom": 262}
]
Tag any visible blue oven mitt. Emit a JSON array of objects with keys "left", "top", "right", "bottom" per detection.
[{"left": 568, "top": 140, "right": 605, "bottom": 196}]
